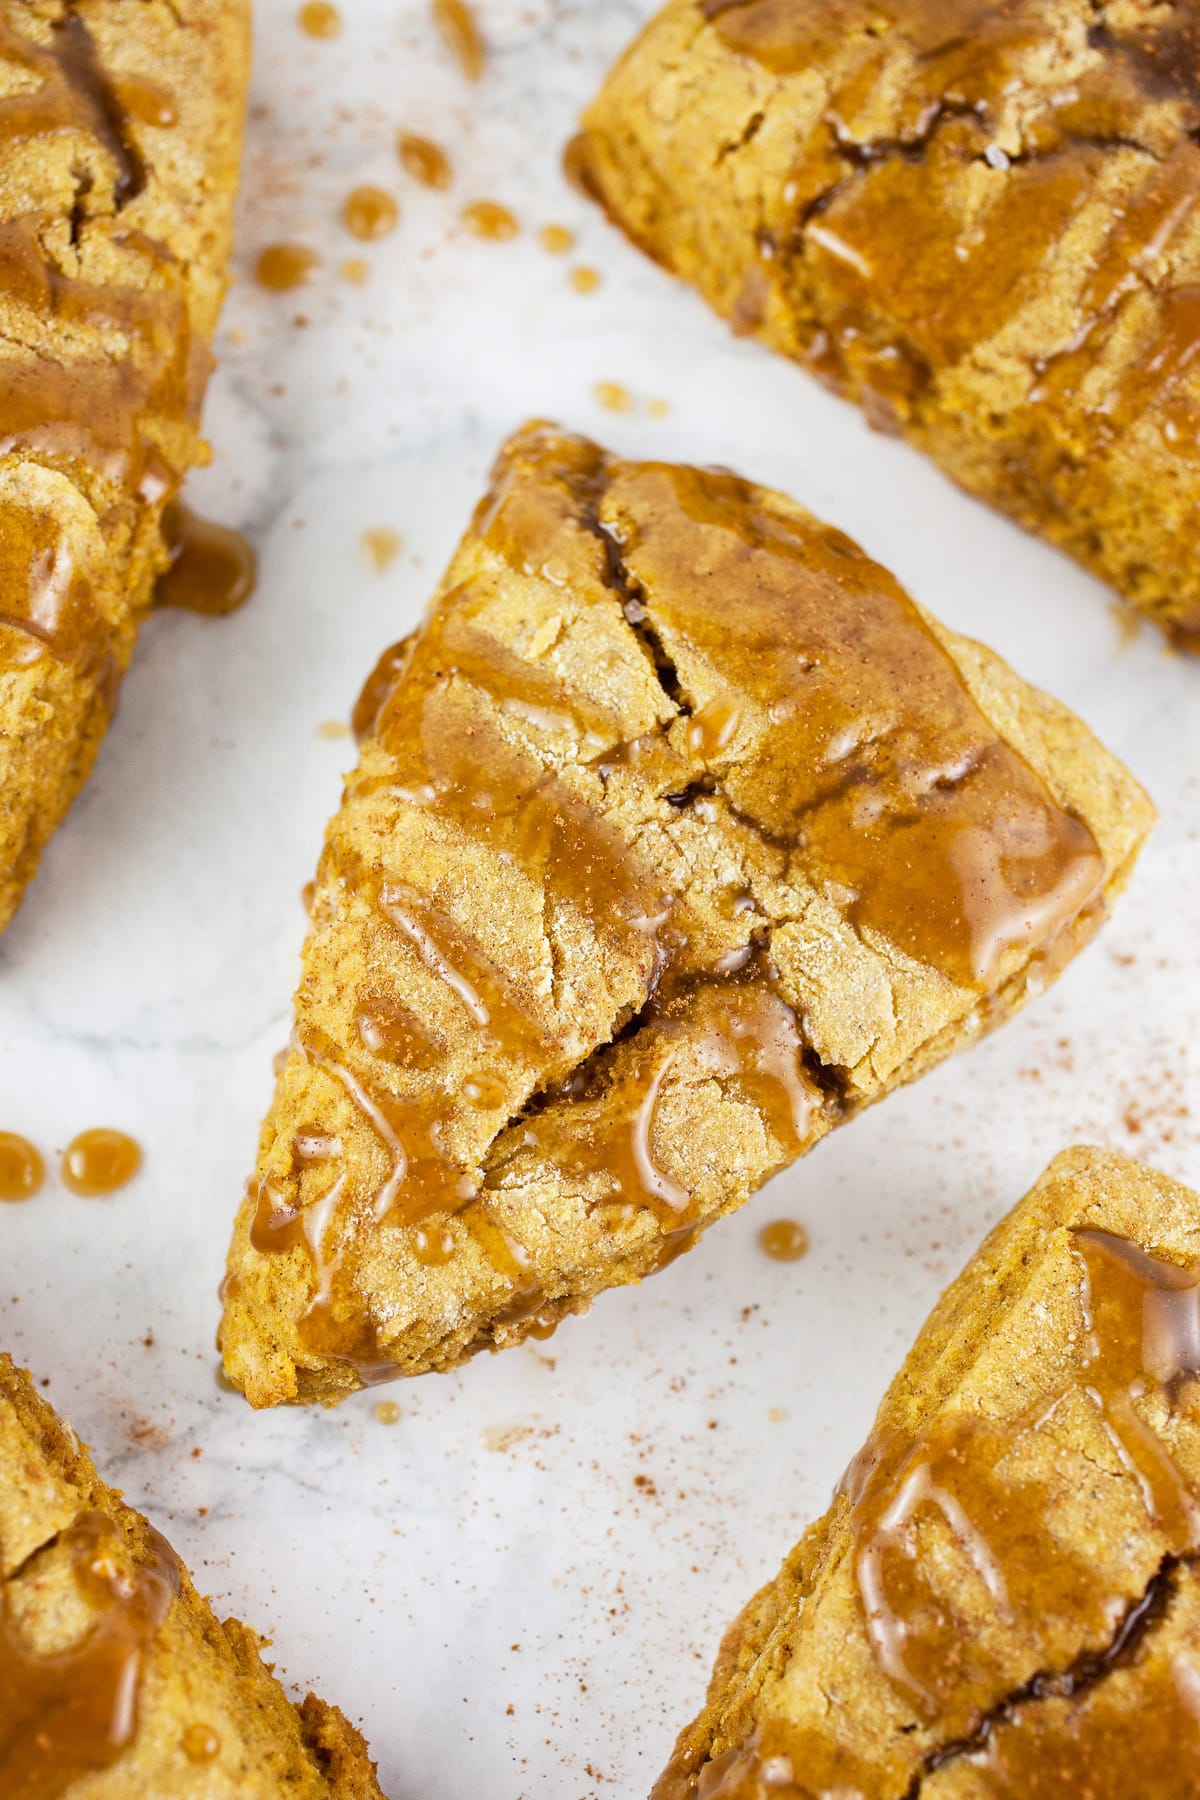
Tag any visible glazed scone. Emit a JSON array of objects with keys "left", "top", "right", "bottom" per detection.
[
  {"left": 220, "top": 422, "right": 1152, "bottom": 1408},
  {"left": 0, "top": 0, "right": 251, "bottom": 932},
  {"left": 576, "top": 1, "right": 1200, "bottom": 643},
  {"left": 653, "top": 1148, "right": 1200, "bottom": 1798},
  {"left": 0, "top": 1353, "right": 386, "bottom": 1797}
]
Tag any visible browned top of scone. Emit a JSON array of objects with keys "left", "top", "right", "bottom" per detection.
[
  {"left": 0, "top": 0, "right": 247, "bottom": 665},
  {"left": 653, "top": 1147, "right": 1200, "bottom": 1799},
  {"left": 693, "top": 0, "right": 1200, "bottom": 413},
  {"left": 577, "top": 1, "right": 1200, "bottom": 636},
  {"left": 0, "top": 0, "right": 250, "bottom": 926},
  {"left": 0, "top": 1352, "right": 386, "bottom": 1798},
  {"left": 219, "top": 422, "right": 1150, "bottom": 1406}
]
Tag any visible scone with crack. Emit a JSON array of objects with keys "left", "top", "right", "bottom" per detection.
[
  {"left": 0, "top": 1352, "right": 386, "bottom": 1797},
  {"left": 576, "top": 0, "right": 1200, "bottom": 643},
  {"left": 653, "top": 1147, "right": 1200, "bottom": 1798},
  {"left": 0, "top": 0, "right": 250, "bottom": 932},
  {"left": 220, "top": 422, "right": 1153, "bottom": 1408}
]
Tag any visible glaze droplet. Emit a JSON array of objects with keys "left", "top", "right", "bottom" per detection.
[
  {"left": 61, "top": 1130, "right": 143, "bottom": 1198},
  {"left": 0, "top": 1134, "right": 45, "bottom": 1202},
  {"left": 759, "top": 1219, "right": 810, "bottom": 1263}
]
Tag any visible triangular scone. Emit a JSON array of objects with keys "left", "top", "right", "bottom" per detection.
[
  {"left": 220, "top": 423, "right": 1152, "bottom": 1407},
  {"left": 654, "top": 1148, "right": 1200, "bottom": 1798},
  {"left": 0, "top": 0, "right": 250, "bottom": 931},
  {"left": 576, "top": 2, "right": 1200, "bottom": 644},
  {"left": 0, "top": 1353, "right": 386, "bottom": 1797}
]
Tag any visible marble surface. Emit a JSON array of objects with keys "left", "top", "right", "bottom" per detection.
[{"left": 3, "top": 3, "right": 1199, "bottom": 1795}]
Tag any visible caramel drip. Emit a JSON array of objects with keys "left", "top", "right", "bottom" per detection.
[
  {"left": 0, "top": 1512, "right": 178, "bottom": 1800},
  {"left": 759, "top": 1219, "right": 809, "bottom": 1262},
  {"left": 342, "top": 186, "right": 399, "bottom": 241},
  {"left": 181, "top": 1723, "right": 221, "bottom": 1764},
  {"left": 156, "top": 500, "right": 257, "bottom": 618},
  {"left": 352, "top": 634, "right": 416, "bottom": 741},
  {"left": 111, "top": 75, "right": 177, "bottom": 130},
  {"left": 298, "top": 2, "right": 342, "bottom": 38},
  {"left": 847, "top": 1228, "right": 1200, "bottom": 1713},
  {"left": 525, "top": 1047, "right": 690, "bottom": 1224},
  {"left": 595, "top": 380, "right": 634, "bottom": 414},
  {"left": 521, "top": 958, "right": 822, "bottom": 1230},
  {"left": 377, "top": 877, "right": 550, "bottom": 1056},
  {"left": 539, "top": 224, "right": 574, "bottom": 255},
  {"left": 562, "top": 131, "right": 603, "bottom": 203},
  {"left": 361, "top": 526, "right": 401, "bottom": 573},
  {"left": 251, "top": 1025, "right": 480, "bottom": 1251},
  {"left": 255, "top": 243, "right": 319, "bottom": 290},
  {"left": 397, "top": 132, "right": 452, "bottom": 190},
  {"left": 431, "top": 0, "right": 485, "bottom": 82},
  {"left": 461, "top": 200, "right": 519, "bottom": 241},
  {"left": 355, "top": 988, "right": 442, "bottom": 1070},
  {"left": 607, "top": 461, "right": 1104, "bottom": 988},
  {"left": 0, "top": 1134, "right": 44, "bottom": 1202},
  {"left": 60, "top": 1129, "right": 142, "bottom": 1197}
]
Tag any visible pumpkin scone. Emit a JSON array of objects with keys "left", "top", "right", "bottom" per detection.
[
  {"left": 219, "top": 423, "right": 1152, "bottom": 1408},
  {"left": 0, "top": 0, "right": 251, "bottom": 933},
  {"left": 652, "top": 1147, "right": 1200, "bottom": 1799},
  {"left": 575, "top": 0, "right": 1200, "bottom": 644},
  {"left": 0, "top": 1353, "right": 385, "bottom": 1797}
]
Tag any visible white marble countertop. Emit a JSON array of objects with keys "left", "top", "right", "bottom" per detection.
[{"left": 3, "top": 3, "right": 1198, "bottom": 1795}]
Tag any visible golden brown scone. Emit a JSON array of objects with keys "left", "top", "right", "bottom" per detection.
[
  {"left": 0, "top": 0, "right": 251, "bottom": 932},
  {"left": 219, "top": 422, "right": 1153, "bottom": 1409},
  {"left": 652, "top": 1148, "right": 1200, "bottom": 1799},
  {"left": 0, "top": 1352, "right": 387, "bottom": 1798},
  {"left": 576, "top": 1, "right": 1200, "bottom": 644}
]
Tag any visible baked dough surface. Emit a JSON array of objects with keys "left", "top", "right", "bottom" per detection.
[
  {"left": 0, "top": 1353, "right": 386, "bottom": 1797},
  {"left": 578, "top": 0, "right": 1200, "bottom": 642},
  {"left": 220, "top": 423, "right": 1153, "bottom": 1408},
  {"left": 653, "top": 1147, "right": 1200, "bottom": 1799},
  {"left": 0, "top": 0, "right": 251, "bottom": 930}
]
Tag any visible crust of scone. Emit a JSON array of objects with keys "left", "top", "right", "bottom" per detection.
[
  {"left": 0, "top": 0, "right": 251, "bottom": 931},
  {"left": 0, "top": 1352, "right": 387, "bottom": 1797},
  {"left": 578, "top": 0, "right": 1200, "bottom": 641},
  {"left": 657, "top": 1147, "right": 1200, "bottom": 1797},
  {"left": 219, "top": 423, "right": 1153, "bottom": 1409}
]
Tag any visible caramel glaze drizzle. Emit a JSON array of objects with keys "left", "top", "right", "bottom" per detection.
[
  {"left": 846, "top": 1231, "right": 1200, "bottom": 1716},
  {"left": 604, "top": 459, "right": 1104, "bottom": 989},
  {"left": 156, "top": 500, "right": 257, "bottom": 618},
  {"left": 0, "top": 15, "right": 145, "bottom": 204},
  {"left": 696, "top": 0, "right": 1200, "bottom": 449},
  {"left": 0, "top": 1512, "right": 179, "bottom": 1800},
  {"left": 658, "top": 1227, "right": 1200, "bottom": 1800},
  {"left": 0, "top": 13, "right": 206, "bottom": 694},
  {"left": 247, "top": 431, "right": 1104, "bottom": 1376}
]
